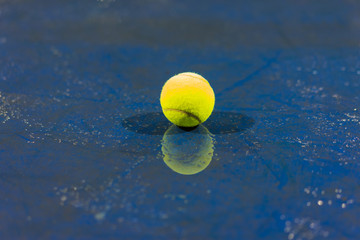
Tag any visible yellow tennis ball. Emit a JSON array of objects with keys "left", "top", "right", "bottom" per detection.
[{"left": 160, "top": 72, "right": 215, "bottom": 127}]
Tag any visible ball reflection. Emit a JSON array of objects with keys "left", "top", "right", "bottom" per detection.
[{"left": 161, "top": 125, "right": 214, "bottom": 175}]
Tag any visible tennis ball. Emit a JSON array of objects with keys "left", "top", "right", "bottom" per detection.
[
  {"left": 160, "top": 72, "right": 215, "bottom": 127},
  {"left": 161, "top": 124, "right": 214, "bottom": 175}
]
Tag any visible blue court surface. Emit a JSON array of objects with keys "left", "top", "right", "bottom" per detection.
[{"left": 0, "top": 0, "right": 360, "bottom": 239}]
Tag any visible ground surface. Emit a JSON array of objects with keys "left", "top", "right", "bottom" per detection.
[{"left": 0, "top": 0, "right": 360, "bottom": 239}]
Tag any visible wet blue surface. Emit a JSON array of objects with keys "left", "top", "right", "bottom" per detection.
[{"left": 1, "top": 0, "right": 360, "bottom": 239}]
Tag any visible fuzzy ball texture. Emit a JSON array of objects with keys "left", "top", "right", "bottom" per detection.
[{"left": 160, "top": 72, "right": 215, "bottom": 127}]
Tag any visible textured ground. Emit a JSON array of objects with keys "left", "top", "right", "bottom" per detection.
[{"left": 0, "top": 0, "right": 359, "bottom": 239}]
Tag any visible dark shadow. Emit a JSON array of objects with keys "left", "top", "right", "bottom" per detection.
[
  {"left": 179, "top": 126, "right": 198, "bottom": 132},
  {"left": 204, "top": 111, "right": 255, "bottom": 134},
  {"left": 121, "top": 112, "right": 171, "bottom": 136},
  {"left": 122, "top": 111, "right": 255, "bottom": 135}
]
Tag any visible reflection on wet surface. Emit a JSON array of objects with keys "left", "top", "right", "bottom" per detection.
[
  {"left": 122, "top": 111, "right": 255, "bottom": 175},
  {"left": 161, "top": 125, "right": 214, "bottom": 175}
]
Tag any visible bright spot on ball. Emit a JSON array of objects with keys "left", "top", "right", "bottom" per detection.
[{"left": 160, "top": 72, "right": 215, "bottom": 127}]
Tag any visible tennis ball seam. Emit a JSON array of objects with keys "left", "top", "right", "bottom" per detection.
[{"left": 163, "top": 108, "right": 201, "bottom": 124}]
